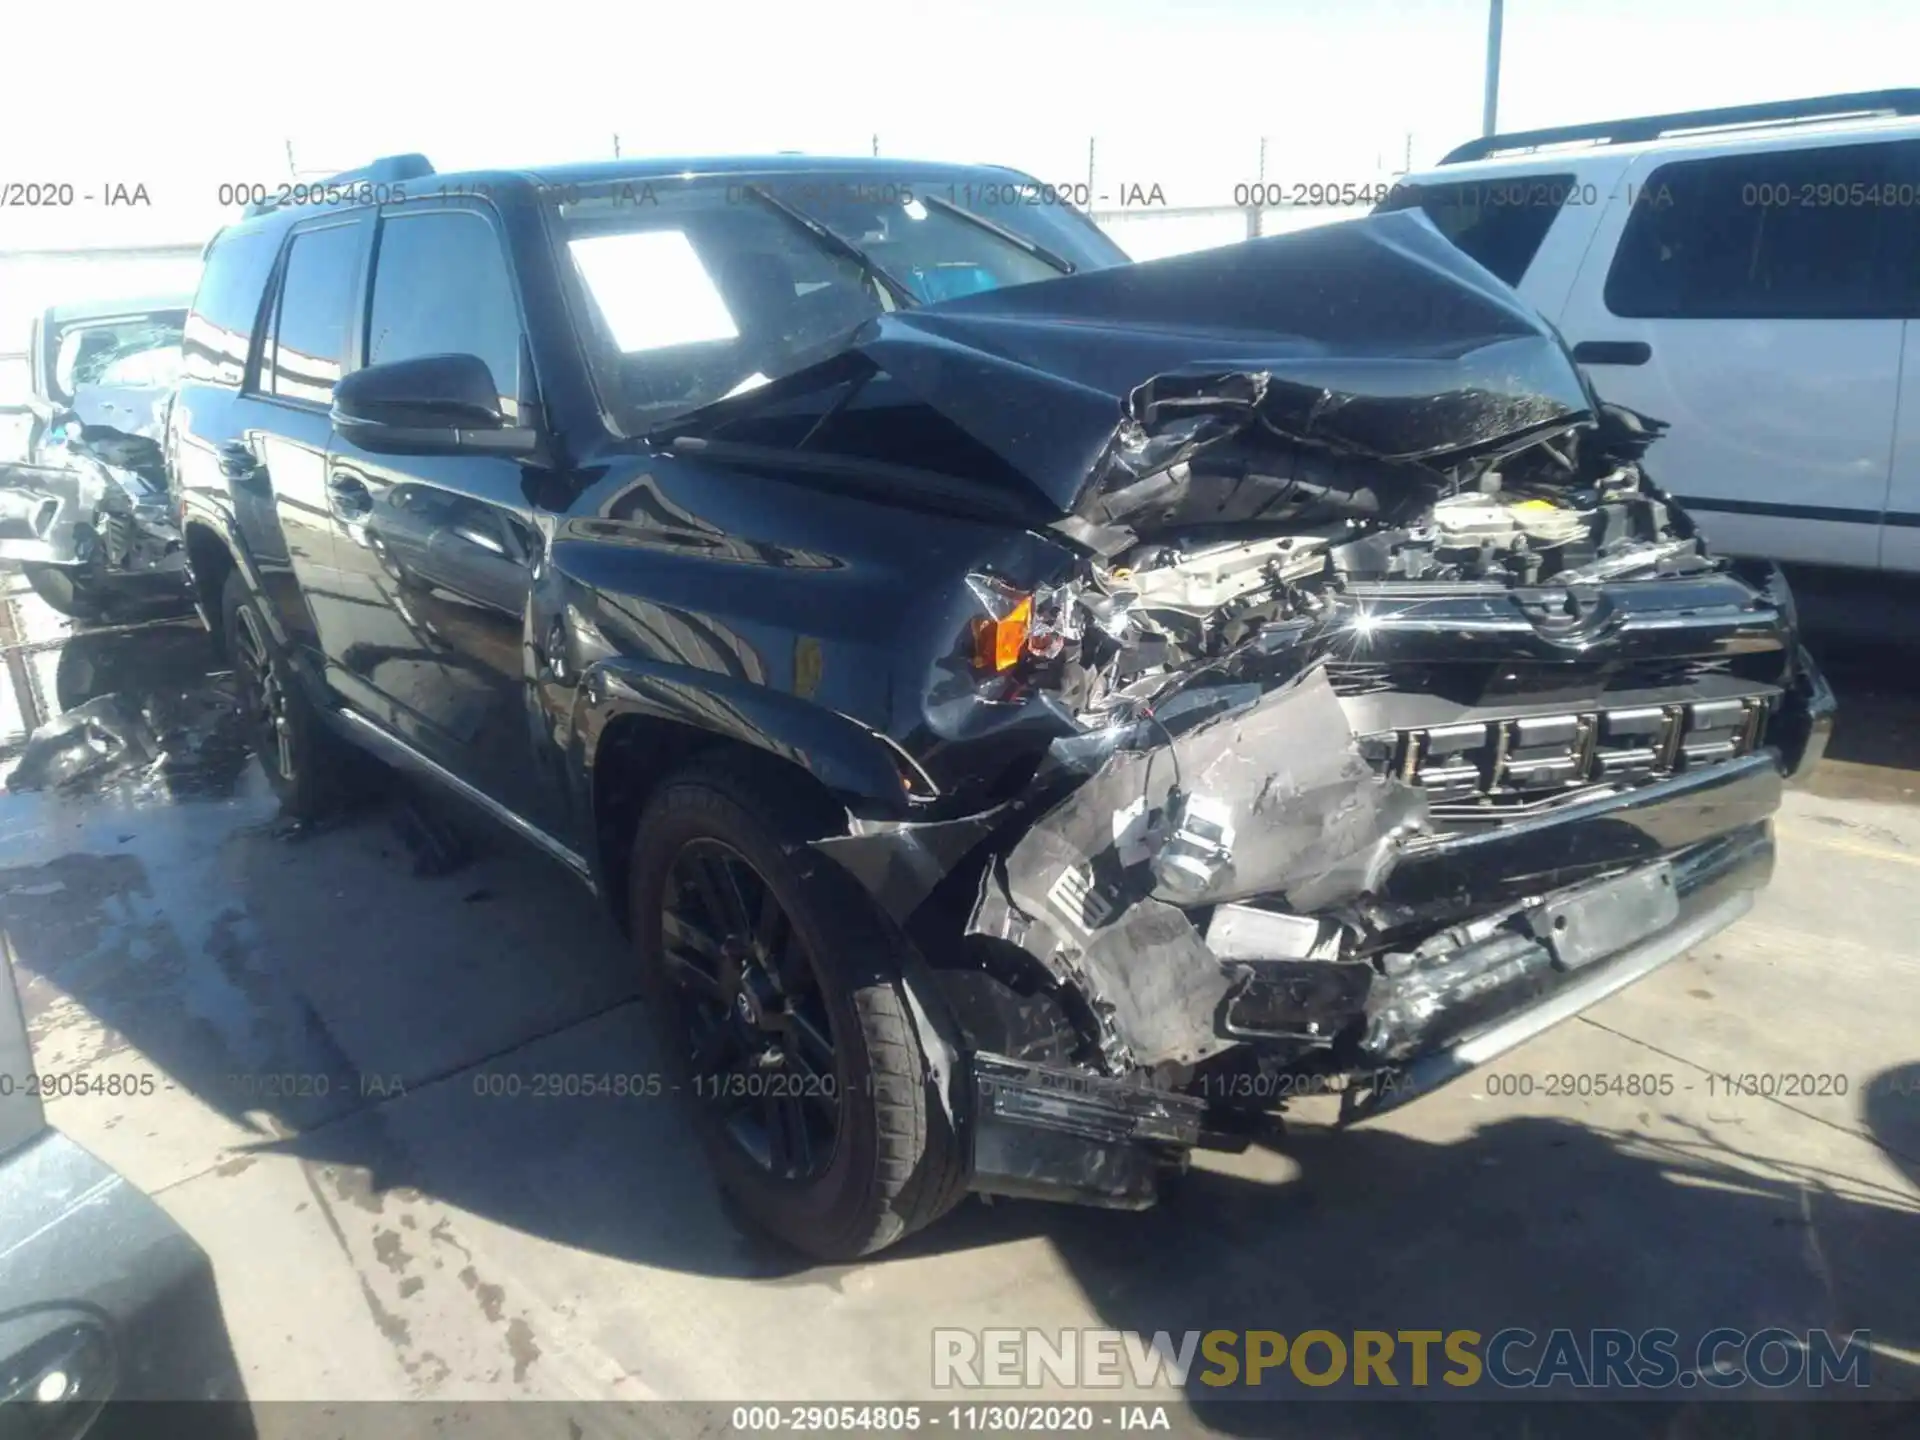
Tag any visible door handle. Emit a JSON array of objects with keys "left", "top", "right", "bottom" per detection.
[
  {"left": 327, "top": 470, "right": 373, "bottom": 519},
  {"left": 1570, "top": 340, "right": 1652, "bottom": 366},
  {"left": 450, "top": 523, "right": 507, "bottom": 556},
  {"left": 217, "top": 441, "right": 264, "bottom": 485}
]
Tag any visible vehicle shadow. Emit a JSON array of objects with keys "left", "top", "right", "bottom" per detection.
[
  {"left": 1793, "top": 565, "right": 1920, "bottom": 779},
  {"left": 1033, "top": 1111, "right": 1919, "bottom": 1429},
  {"left": 247, "top": 1060, "right": 1920, "bottom": 1427},
  {"left": 1864, "top": 1061, "right": 1920, "bottom": 1193}
]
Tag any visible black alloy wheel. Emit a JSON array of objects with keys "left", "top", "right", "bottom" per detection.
[
  {"left": 661, "top": 838, "right": 842, "bottom": 1180},
  {"left": 219, "top": 569, "right": 357, "bottom": 819},
  {"left": 230, "top": 597, "right": 295, "bottom": 786},
  {"left": 629, "top": 757, "right": 969, "bottom": 1259}
]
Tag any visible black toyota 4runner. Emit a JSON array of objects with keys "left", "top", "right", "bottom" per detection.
[{"left": 173, "top": 152, "right": 1834, "bottom": 1259}]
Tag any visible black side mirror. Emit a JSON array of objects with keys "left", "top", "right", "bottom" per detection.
[{"left": 332, "top": 354, "right": 538, "bottom": 457}]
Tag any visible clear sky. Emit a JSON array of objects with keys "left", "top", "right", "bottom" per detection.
[{"left": 0, "top": 0, "right": 1913, "bottom": 251}]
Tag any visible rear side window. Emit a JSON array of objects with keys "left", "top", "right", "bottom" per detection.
[
  {"left": 266, "top": 221, "right": 366, "bottom": 405},
  {"left": 183, "top": 230, "right": 277, "bottom": 387},
  {"left": 367, "top": 210, "right": 523, "bottom": 418},
  {"left": 1605, "top": 140, "right": 1915, "bottom": 319},
  {"left": 1377, "top": 172, "right": 1577, "bottom": 285}
]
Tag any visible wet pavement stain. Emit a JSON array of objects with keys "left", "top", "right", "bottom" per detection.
[
  {"left": 505, "top": 1317, "right": 541, "bottom": 1385},
  {"left": 326, "top": 1162, "right": 387, "bottom": 1217},
  {"left": 458, "top": 1264, "right": 506, "bottom": 1324},
  {"left": 0, "top": 608, "right": 668, "bottom": 1399},
  {"left": 372, "top": 1228, "right": 413, "bottom": 1275},
  {"left": 429, "top": 1217, "right": 472, "bottom": 1260}
]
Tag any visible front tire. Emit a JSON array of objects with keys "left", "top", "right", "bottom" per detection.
[
  {"left": 629, "top": 757, "right": 967, "bottom": 1260},
  {"left": 221, "top": 569, "right": 350, "bottom": 820}
]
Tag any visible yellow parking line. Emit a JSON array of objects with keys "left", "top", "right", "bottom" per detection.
[{"left": 1775, "top": 824, "right": 1920, "bottom": 868}]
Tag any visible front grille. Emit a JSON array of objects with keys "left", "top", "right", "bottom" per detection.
[
  {"left": 1326, "top": 656, "right": 1737, "bottom": 706},
  {"left": 1361, "top": 694, "right": 1771, "bottom": 820}
]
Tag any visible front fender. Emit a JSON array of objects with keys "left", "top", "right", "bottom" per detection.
[{"left": 570, "top": 655, "right": 921, "bottom": 821}]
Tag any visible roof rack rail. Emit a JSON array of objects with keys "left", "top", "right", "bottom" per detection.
[
  {"left": 240, "top": 153, "right": 436, "bottom": 218},
  {"left": 1439, "top": 89, "right": 1920, "bottom": 165}
]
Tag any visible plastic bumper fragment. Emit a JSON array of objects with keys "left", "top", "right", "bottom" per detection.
[{"left": 967, "top": 1053, "right": 1203, "bottom": 1208}]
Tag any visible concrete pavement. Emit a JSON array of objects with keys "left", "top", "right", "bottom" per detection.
[{"left": 1, "top": 608, "right": 1915, "bottom": 1432}]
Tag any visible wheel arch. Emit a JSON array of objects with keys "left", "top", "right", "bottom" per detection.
[
  {"left": 181, "top": 516, "right": 254, "bottom": 652},
  {"left": 576, "top": 659, "right": 919, "bottom": 933}
]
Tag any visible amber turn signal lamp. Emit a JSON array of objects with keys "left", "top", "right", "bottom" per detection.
[{"left": 972, "top": 594, "right": 1033, "bottom": 672}]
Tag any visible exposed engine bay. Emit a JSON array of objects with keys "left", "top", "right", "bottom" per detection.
[{"left": 1036, "top": 404, "right": 1713, "bottom": 727}]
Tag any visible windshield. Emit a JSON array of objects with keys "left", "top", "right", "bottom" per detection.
[
  {"left": 51, "top": 313, "right": 188, "bottom": 402},
  {"left": 548, "top": 172, "right": 1127, "bottom": 433}
]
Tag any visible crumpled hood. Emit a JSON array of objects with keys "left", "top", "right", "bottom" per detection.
[{"left": 840, "top": 209, "right": 1595, "bottom": 514}]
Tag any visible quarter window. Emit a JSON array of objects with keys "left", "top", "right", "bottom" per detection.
[
  {"left": 184, "top": 230, "right": 277, "bottom": 387},
  {"left": 1605, "top": 141, "right": 1916, "bottom": 319},
  {"left": 267, "top": 222, "right": 365, "bottom": 404}
]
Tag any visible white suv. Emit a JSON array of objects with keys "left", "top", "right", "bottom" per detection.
[{"left": 1383, "top": 89, "right": 1920, "bottom": 574}]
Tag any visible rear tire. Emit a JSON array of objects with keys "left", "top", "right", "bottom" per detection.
[
  {"left": 629, "top": 757, "right": 968, "bottom": 1260},
  {"left": 221, "top": 569, "right": 352, "bottom": 820}
]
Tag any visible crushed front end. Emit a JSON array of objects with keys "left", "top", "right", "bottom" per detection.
[
  {"left": 923, "top": 487, "right": 1824, "bottom": 1206},
  {"left": 708, "top": 212, "right": 1833, "bottom": 1209},
  {"left": 0, "top": 423, "right": 183, "bottom": 580}
]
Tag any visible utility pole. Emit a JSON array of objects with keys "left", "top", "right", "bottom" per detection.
[
  {"left": 1252, "top": 136, "right": 1268, "bottom": 239},
  {"left": 1482, "top": 0, "right": 1504, "bottom": 137}
]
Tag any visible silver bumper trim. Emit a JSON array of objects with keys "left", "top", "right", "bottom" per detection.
[{"left": 1344, "top": 887, "right": 1754, "bottom": 1122}]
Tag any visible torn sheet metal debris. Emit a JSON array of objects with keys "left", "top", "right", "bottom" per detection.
[
  {"left": 964, "top": 667, "right": 1428, "bottom": 1067},
  {"left": 969, "top": 1052, "right": 1204, "bottom": 1207},
  {"left": 8, "top": 682, "right": 248, "bottom": 797},
  {"left": 811, "top": 804, "right": 1016, "bottom": 924},
  {"left": 1222, "top": 959, "right": 1376, "bottom": 1042}
]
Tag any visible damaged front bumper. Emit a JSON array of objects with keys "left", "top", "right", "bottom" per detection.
[
  {"left": 0, "top": 462, "right": 94, "bottom": 566},
  {"left": 958, "top": 817, "right": 1770, "bottom": 1207},
  {"left": 0, "top": 457, "right": 183, "bottom": 576},
  {"left": 822, "top": 648, "right": 1827, "bottom": 1210},
  {"left": 968, "top": 1053, "right": 1205, "bottom": 1209},
  {"left": 957, "top": 756, "right": 1781, "bottom": 1208},
  {"left": 1339, "top": 821, "right": 1770, "bottom": 1122}
]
